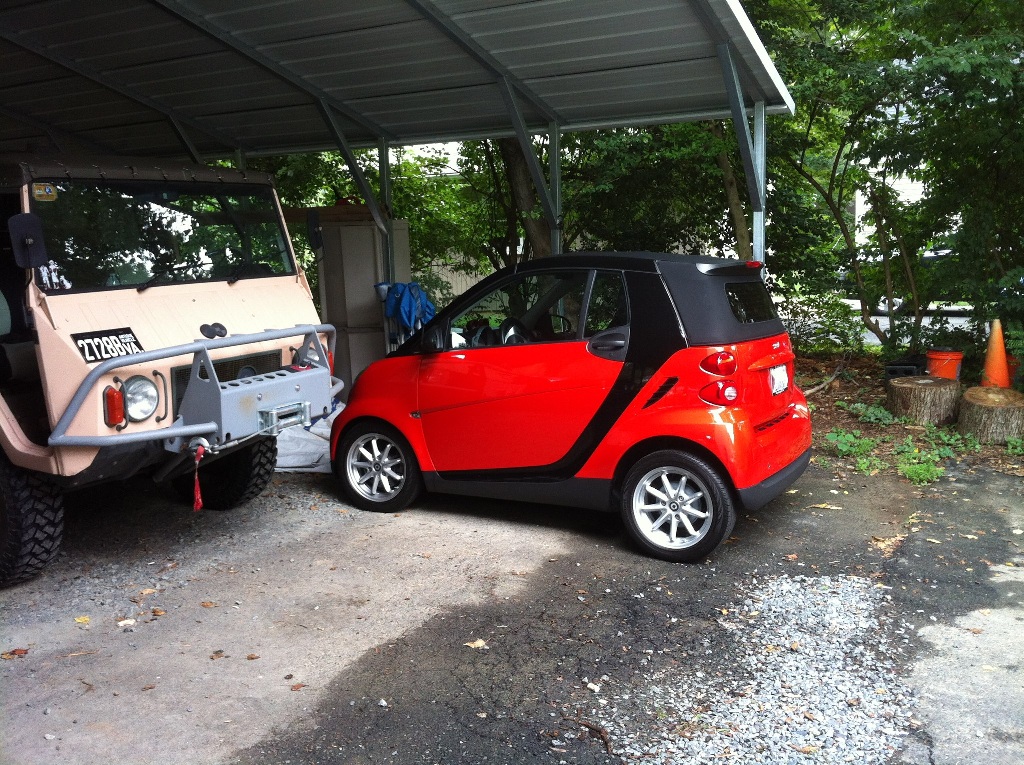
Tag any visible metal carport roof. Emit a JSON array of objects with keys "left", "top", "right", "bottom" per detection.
[
  {"left": 0, "top": 0, "right": 793, "bottom": 260},
  {"left": 0, "top": 0, "right": 791, "bottom": 156}
]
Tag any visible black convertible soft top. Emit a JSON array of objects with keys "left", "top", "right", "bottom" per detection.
[{"left": 519, "top": 252, "right": 787, "bottom": 346}]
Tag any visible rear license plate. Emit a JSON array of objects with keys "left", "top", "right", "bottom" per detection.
[{"left": 769, "top": 364, "right": 789, "bottom": 395}]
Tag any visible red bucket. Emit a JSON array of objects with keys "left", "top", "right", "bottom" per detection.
[{"left": 926, "top": 348, "right": 963, "bottom": 380}]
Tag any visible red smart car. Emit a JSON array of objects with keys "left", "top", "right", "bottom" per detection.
[{"left": 331, "top": 252, "right": 811, "bottom": 562}]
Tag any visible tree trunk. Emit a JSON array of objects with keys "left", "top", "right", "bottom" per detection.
[
  {"left": 886, "top": 376, "right": 961, "bottom": 426},
  {"left": 709, "top": 122, "right": 752, "bottom": 260},
  {"left": 498, "top": 137, "right": 550, "bottom": 259},
  {"left": 957, "top": 386, "right": 1024, "bottom": 444}
]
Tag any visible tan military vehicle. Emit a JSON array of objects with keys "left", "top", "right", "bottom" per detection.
[{"left": 0, "top": 155, "right": 340, "bottom": 586}]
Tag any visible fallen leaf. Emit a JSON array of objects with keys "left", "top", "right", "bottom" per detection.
[
  {"left": 151, "top": 608, "right": 166, "bottom": 617},
  {"left": 74, "top": 616, "right": 90, "bottom": 625},
  {"left": 116, "top": 619, "right": 136, "bottom": 627},
  {"left": 246, "top": 654, "right": 260, "bottom": 661},
  {"left": 201, "top": 601, "right": 217, "bottom": 608},
  {"left": 464, "top": 639, "right": 487, "bottom": 649},
  {"left": 846, "top": 697, "right": 861, "bottom": 707},
  {"left": 926, "top": 538, "right": 943, "bottom": 544},
  {"left": 807, "top": 503, "right": 842, "bottom": 510},
  {"left": 967, "top": 628, "right": 983, "bottom": 635},
  {"left": 1, "top": 648, "right": 28, "bottom": 660},
  {"left": 803, "top": 711, "right": 816, "bottom": 721},
  {"left": 784, "top": 554, "right": 799, "bottom": 561},
  {"left": 141, "top": 684, "right": 156, "bottom": 691},
  {"left": 290, "top": 683, "right": 306, "bottom": 691},
  {"left": 140, "top": 588, "right": 157, "bottom": 595},
  {"left": 960, "top": 534, "right": 978, "bottom": 540},
  {"left": 789, "top": 641, "right": 800, "bottom": 652},
  {"left": 209, "top": 650, "right": 227, "bottom": 660}
]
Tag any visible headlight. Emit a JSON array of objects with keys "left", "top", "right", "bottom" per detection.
[{"left": 123, "top": 375, "right": 159, "bottom": 422}]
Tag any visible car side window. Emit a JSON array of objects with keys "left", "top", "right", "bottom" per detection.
[
  {"left": 584, "top": 271, "right": 629, "bottom": 337},
  {"left": 449, "top": 271, "right": 588, "bottom": 348}
]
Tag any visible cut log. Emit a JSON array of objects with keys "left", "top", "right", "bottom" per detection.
[
  {"left": 957, "top": 386, "right": 1024, "bottom": 444},
  {"left": 886, "top": 375, "right": 961, "bottom": 426}
]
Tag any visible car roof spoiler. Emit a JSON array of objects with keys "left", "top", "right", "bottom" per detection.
[{"left": 694, "top": 260, "right": 764, "bottom": 276}]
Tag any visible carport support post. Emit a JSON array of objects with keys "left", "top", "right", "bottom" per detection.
[
  {"left": 718, "top": 43, "right": 767, "bottom": 263},
  {"left": 549, "top": 123, "right": 562, "bottom": 255},
  {"left": 378, "top": 138, "right": 396, "bottom": 283},
  {"left": 752, "top": 101, "right": 766, "bottom": 264}
]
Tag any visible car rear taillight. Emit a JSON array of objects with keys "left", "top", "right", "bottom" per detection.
[
  {"left": 103, "top": 385, "right": 125, "bottom": 427},
  {"left": 700, "top": 351, "right": 737, "bottom": 376},
  {"left": 699, "top": 380, "right": 740, "bottom": 406}
]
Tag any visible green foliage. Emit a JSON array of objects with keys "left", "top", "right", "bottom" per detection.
[
  {"left": 893, "top": 436, "right": 944, "bottom": 484},
  {"left": 778, "top": 291, "right": 864, "bottom": 355},
  {"left": 835, "top": 400, "right": 898, "bottom": 425},
  {"left": 824, "top": 429, "right": 878, "bottom": 458},
  {"left": 922, "top": 425, "right": 981, "bottom": 458},
  {"left": 1007, "top": 438, "right": 1024, "bottom": 456},
  {"left": 743, "top": 0, "right": 1024, "bottom": 352}
]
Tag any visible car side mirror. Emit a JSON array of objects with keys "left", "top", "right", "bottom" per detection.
[
  {"left": 8, "top": 213, "right": 49, "bottom": 268},
  {"left": 422, "top": 324, "right": 446, "bottom": 353}
]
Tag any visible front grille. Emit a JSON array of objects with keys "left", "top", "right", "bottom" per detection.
[{"left": 171, "top": 350, "right": 282, "bottom": 417}]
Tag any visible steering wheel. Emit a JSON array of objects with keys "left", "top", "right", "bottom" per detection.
[
  {"left": 548, "top": 313, "right": 574, "bottom": 336},
  {"left": 498, "top": 317, "right": 530, "bottom": 345}
]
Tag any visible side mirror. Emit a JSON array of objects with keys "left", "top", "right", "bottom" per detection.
[
  {"left": 422, "top": 324, "right": 446, "bottom": 353},
  {"left": 8, "top": 213, "right": 49, "bottom": 268}
]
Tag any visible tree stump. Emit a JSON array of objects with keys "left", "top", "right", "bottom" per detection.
[
  {"left": 886, "top": 375, "right": 961, "bottom": 426},
  {"left": 957, "top": 386, "right": 1024, "bottom": 444}
]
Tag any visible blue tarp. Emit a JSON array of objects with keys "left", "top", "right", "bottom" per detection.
[{"left": 384, "top": 282, "right": 435, "bottom": 333}]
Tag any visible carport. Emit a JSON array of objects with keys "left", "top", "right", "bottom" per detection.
[{"left": 0, "top": 0, "right": 793, "bottom": 266}]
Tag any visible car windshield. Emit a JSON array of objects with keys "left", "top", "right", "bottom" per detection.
[{"left": 30, "top": 179, "right": 295, "bottom": 293}]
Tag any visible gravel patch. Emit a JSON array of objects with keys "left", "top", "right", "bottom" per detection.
[{"left": 602, "top": 574, "right": 916, "bottom": 763}]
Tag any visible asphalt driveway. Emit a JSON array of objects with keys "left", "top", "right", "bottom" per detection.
[{"left": 1, "top": 460, "right": 1021, "bottom": 764}]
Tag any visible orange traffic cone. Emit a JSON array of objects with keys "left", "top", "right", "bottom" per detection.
[{"left": 981, "top": 318, "right": 1011, "bottom": 388}]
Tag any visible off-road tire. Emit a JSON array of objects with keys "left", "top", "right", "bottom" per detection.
[
  {"left": 175, "top": 437, "right": 278, "bottom": 510},
  {"left": 0, "top": 455, "right": 64, "bottom": 587}
]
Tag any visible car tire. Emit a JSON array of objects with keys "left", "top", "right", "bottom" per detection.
[
  {"left": 336, "top": 421, "right": 422, "bottom": 513},
  {"left": 0, "top": 455, "right": 64, "bottom": 587},
  {"left": 621, "top": 450, "right": 736, "bottom": 563},
  {"left": 173, "top": 437, "right": 278, "bottom": 510}
]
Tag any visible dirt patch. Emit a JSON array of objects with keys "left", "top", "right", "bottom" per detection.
[{"left": 795, "top": 354, "right": 1024, "bottom": 479}]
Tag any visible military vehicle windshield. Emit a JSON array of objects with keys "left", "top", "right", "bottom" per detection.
[{"left": 30, "top": 179, "right": 295, "bottom": 293}]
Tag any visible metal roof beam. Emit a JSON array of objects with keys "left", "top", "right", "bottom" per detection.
[
  {"left": 402, "top": 0, "right": 563, "bottom": 126},
  {"left": 0, "top": 22, "right": 246, "bottom": 156},
  {"left": 497, "top": 78, "right": 557, "bottom": 231},
  {"left": 690, "top": 0, "right": 769, "bottom": 104},
  {"left": 0, "top": 104, "right": 116, "bottom": 155},
  {"left": 718, "top": 42, "right": 764, "bottom": 214},
  {"left": 150, "top": 0, "right": 396, "bottom": 143},
  {"left": 317, "top": 99, "right": 389, "bottom": 240}
]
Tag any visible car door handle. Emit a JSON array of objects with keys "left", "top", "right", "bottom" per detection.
[{"left": 589, "top": 334, "right": 626, "bottom": 351}]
